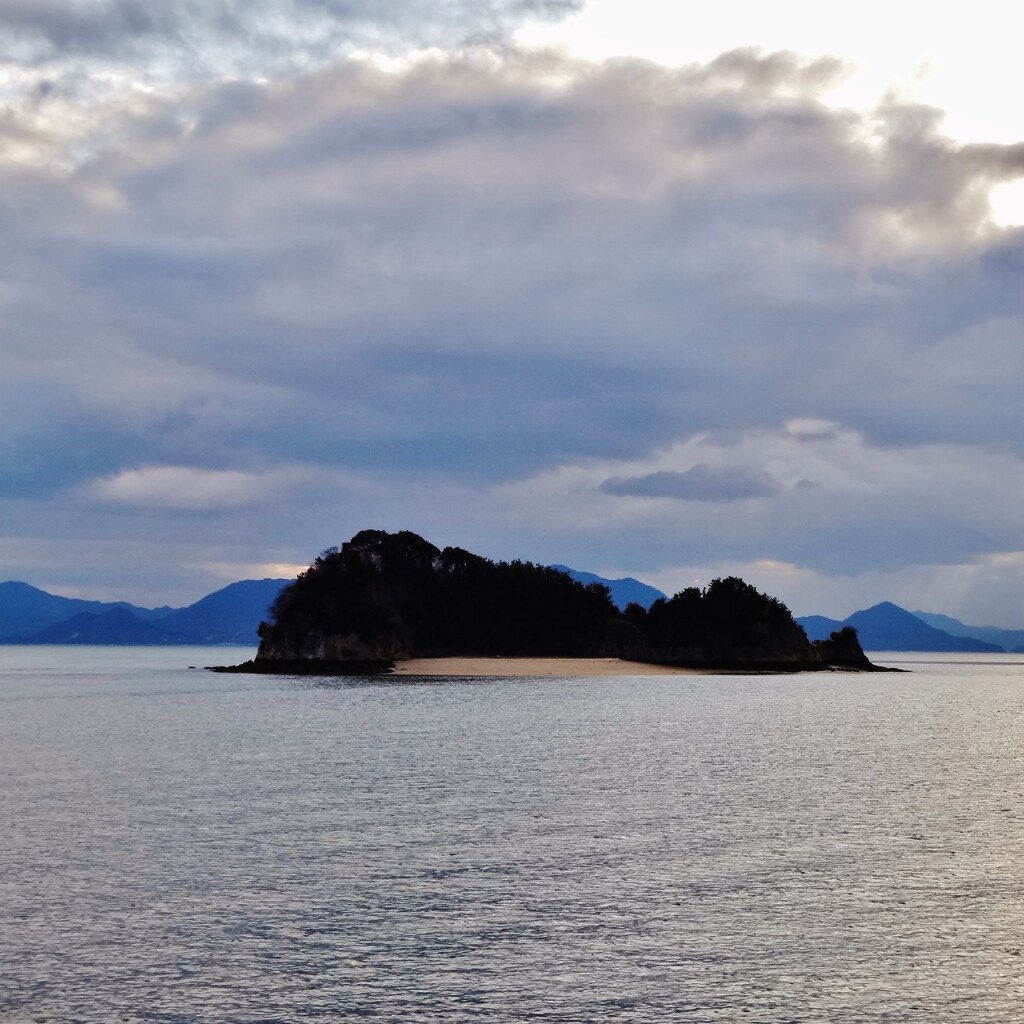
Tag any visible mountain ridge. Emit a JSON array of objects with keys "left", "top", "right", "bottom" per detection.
[
  {"left": 549, "top": 565, "right": 666, "bottom": 611},
  {"left": 912, "top": 610, "right": 1024, "bottom": 653},
  {"left": 0, "top": 579, "right": 290, "bottom": 646},
  {"left": 0, "top": 580, "right": 169, "bottom": 641},
  {"left": 797, "top": 601, "right": 1004, "bottom": 652},
  {"left": 2, "top": 574, "right": 1019, "bottom": 653}
]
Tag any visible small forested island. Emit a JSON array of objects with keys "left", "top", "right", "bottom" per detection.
[{"left": 215, "top": 529, "right": 886, "bottom": 674}]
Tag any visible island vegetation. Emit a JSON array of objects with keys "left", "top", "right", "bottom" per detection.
[{"left": 215, "top": 529, "right": 882, "bottom": 674}]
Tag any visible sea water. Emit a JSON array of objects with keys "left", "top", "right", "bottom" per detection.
[{"left": 2, "top": 647, "right": 1023, "bottom": 1023}]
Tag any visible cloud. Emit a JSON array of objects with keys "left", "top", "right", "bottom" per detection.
[
  {"left": 601, "top": 464, "right": 779, "bottom": 501},
  {"left": 200, "top": 559, "right": 311, "bottom": 583},
  {"left": 483, "top": 422, "right": 1024, "bottom": 577},
  {"left": 0, "top": 0, "right": 581, "bottom": 52},
  {"left": 1, "top": 47, "right": 1023, "bottom": 613},
  {"left": 88, "top": 465, "right": 288, "bottom": 511},
  {"left": 83, "top": 461, "right": 367, "bottom": 512},
  {"left": 784, "top": 418, "right": 842, "bottom": 441},
  {"left": 0, "top": 0, "right": 585, "bottom": 168},
  {"left": 0, "top": 1, "right": 190, "bottom": 52},
  {"left": 0, "top": 1, "right": 583, "bottom": 83},
  {"left": 19, "top": 51, "right": 1015, "bottom": 474}
]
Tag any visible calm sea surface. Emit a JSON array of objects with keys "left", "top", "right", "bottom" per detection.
[{"left": 2, "top": 647, "right": 1024, "bottom": 1023}]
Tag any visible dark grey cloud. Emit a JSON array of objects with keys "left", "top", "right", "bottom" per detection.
[
  {"left": 2, "top": 48, "right": 1024, "bottom": 608},
  {"left": 4, "top": 52, "right": 1023, "bottom": 483},
  {"left": 0, "top": 0, "right": 189, "bottom": 51},
  {"left": 0, "top": 0, "right": 582, "bottom": 62},
  {"left": 601, "top": 465, "right": 779, "bottom": 501}
]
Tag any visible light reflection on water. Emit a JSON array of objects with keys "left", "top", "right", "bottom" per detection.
[{"left": 2, "top": 647, "right": 1024, "bottom": 1022}]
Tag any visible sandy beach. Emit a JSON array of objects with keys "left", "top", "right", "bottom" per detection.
[{"left": 390, "top": 656, "right": 707, "bottom": 677}]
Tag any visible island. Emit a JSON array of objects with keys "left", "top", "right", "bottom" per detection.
[{"left": 212, "top": 529, "right": 886, "bottom": 675}]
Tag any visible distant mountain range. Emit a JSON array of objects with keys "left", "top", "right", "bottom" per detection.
[
  {"left": 551, "top": 566, "right": 666, "bottom": 611},
  {"left": 1, "top": 570, "right": 1020, "bottom": 653},
  {"left": 911, "top": 611, "right": 1024, "bottom": 654},
  {"left": 555, "top": 572, "right": 1024, "bottom": 652},
  {"left": 796, "top": 601, "right": 1016, "bottom": 653},
  {"left": 0, "top": 579, "right": 289, "bottom": 645}
]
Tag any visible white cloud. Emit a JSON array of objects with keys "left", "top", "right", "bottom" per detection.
[
  {"left": 84, "top": 462, "right": 363, "bottom": 512},
  {"left": 88, "top": 465, "right": 278, "bottom": 510},
  {"left": 199, "top": 559, "right": 308, "bottom": 583},
  {"left": 517, "top": 0, "right": 1024, "bottom": 145}
]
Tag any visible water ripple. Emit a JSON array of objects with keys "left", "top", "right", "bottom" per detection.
[{"left": 2, "top": 651, "right": 1024, "bottom": 1022}]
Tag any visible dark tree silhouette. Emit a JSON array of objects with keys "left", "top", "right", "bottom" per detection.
[{"left": 245, "top": 530, "right": 877, "bottom": 673}]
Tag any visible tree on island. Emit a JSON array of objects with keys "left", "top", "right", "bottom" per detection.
[
  {"left": 620, "top": 576, "right": 815, "bottom": 667},
  {"left": 241, "top": 529, "right": 878, "bottom": 673},
  {"left": 262, "top": 529, "right": 616, "bottom": 661}
]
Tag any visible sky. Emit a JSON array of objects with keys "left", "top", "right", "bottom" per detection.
[{"left": 1, "top": 0, "right": 1023, "bottom": 625}]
